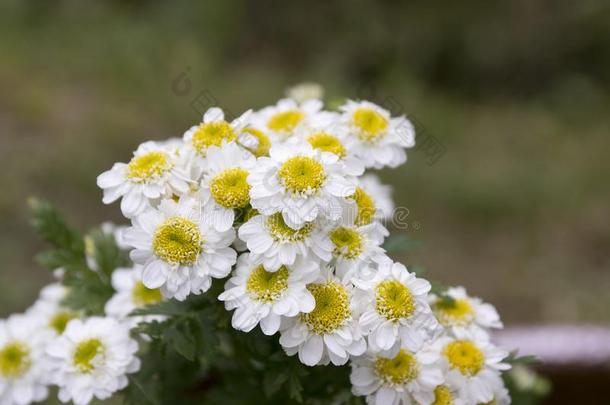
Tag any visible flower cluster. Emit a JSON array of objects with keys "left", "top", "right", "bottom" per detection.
[
  {"left": 0, "top": 281, "right": 140, "bottom": 405},
  {"left": 0, "top": 90, "right": 514, "bottom": 404}
]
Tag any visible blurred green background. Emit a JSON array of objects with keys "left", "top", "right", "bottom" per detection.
[{"left": 1, "top": 0, "right": 609, "bottom": 331}]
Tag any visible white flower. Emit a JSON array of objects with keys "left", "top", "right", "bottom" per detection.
[
  {"left": 124, "top": 196, "right": 237, "bottom": 301},
  {"left": 430, "top": 286, "right": 502, "bottom": 336},
  {"left": 279, "top": 267, "right": 366, "bottom": 366},
  {"left": 183, "top": 107, "right": 251, "bottom": 156},
  {"left": 238, "top": 212, "right": 333, "bottom": 271},
  {"left": 327, "top": 223, "right": 391, "bottom": 282},
  {"left": 248, "top": 142, "right": 356, "bottom": 229},
  {"left": 339, "top": 100, "right": 415, "bottom": 169},
  {"left": 353, "top": 262, "right": 438, "bottom": 352},
  {"left": 350, "top": 344, "right": 443, "bottom": 405},
  {"left": 199, "top": 143, "right": 257, "bottom": 232},
  {"left": 286, "top": 82, "right": 324, "bottom": 103},
  {"left": 218, "top": 253, "right": 318, "bottom": 335},
  {"left": 0, "top": 314, "right": 49, "bottom": 405},
  {"left": 250, "top": 98, "right": 323, "bottom": 141},
  {"left": 97, "top": 140, "right": 193, "bottom": 218},
  {"left": 431, "top": 329, "right": 510, "bottom": 404},
  {"left": 104, "top": 266, "right": 165, "bottom": 327},
  {"left": 357, "top": 174, "right": 395, "bottom": 222},
  {"left": 27, "top": 283, "right": 80, "bottom": 337},
  {"left": 288, "top": 114, "right": 365, "bottom": 177},
  {"left": 46, "top": 317, "right": 140, "bottom": 405}
]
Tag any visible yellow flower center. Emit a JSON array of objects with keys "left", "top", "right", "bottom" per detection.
[
  {"left": 192, "top": 121, "right": 237, "bottom": 153},
  {"left": 301, "top": 282, "right": 350, "bottom": 334},
  {"left": 127, "top": 151, "right": 172, "bottom": 183},
  {"left": 374, "top": 349, "right": 419, "bottom": 385},
  {"left": 352, "top": 107, "right": 388, "bottom": 142},
  {"left": 444, "top": 340, "right": 485, "bottom": 376},
  {"left": 132, "top": 281, "right": 163, "bottom": 306},
  {"left": 210, "top": 168, "right": 251, "bottom": 209},
  {"left": 267, "top": 110, "right": 304, "bottom": 134},
  {"left": 375, "top": 280, "right": 415, "bottom": 321},
  {"left": 432, "top": 385, "right": 454, "bottom": 405},
  {"left": 152, "top": 217, "right": 203, "bottom": 265},
  {"left": 246, "top": 265, "right": 290, "bottom": 303},
  {"left": 278, "top": 156, "right": 326, "bottom": 194},
  {"left": 49, "top": 311, "right": 77, "bottom": 335},
  {"left": 434, "top": 298, "right": 475, "bottom": 327},
  {"left": 306, "top": 133, "right": 346, "bottom": 158},
  {"left": 349, "top": 187, "right": 376, "bottom": 226},
  {"left": 266, "top": 213, "right": 314, "bottom": 243},
  {"left": 330, "top": 226, "right": 364, "bottom": 259},
  {"left": 0, "top": 342, "right": 31, "bottom": 378},
  {"left": 73, "top": 338, "right": 105, "bottom": 373},
  {"left": 241, "top": 128, "right": 271, "bottom": 157}
]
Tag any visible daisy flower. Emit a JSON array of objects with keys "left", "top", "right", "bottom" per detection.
[
  {"left": 218, "top": 253, "right": 318, "bottom": 335},
  {"left": 353, "top": 261, "right": 438, "bottom": 352},
  {"left": 327, "top": 223, "right": 391, "bottom": 282},
  {"left": 183, "top": 107, "right": 251, "bottom": 157},
  {"left": 199, "top": 143, "right": 257, "bottom": 232},
  {"left": 357, "top": 174, "right": 395, "bottom": 223},
  {"left": 350, "top": 344, "right": 443, "bottom": 405},
  {"left": 431, "top": 329, "right": 510, "bottom": 404},
  {"left": 339, "top": 100, "right": 415, "bottom": 169},
  {"left": 97, "top": 140, "right": 193, "bottom": 218},
  {"left": 0, "top": 314, "right": 49, "bottom": 405},
  {"left": 237, "top": 127, "right": 272, "bottom": 157},
  {"left": 248, "top": 142, "right": 356, "bottom": 229},
  {"left": 27, "top": 283, "right": 81, "bottom": 338},
  {"left": 104, "top": 266, "right": 165, "bottom": 327},
  {"left": 238, "top": 212, "right": 333, "bottom": 271},
  {"left": 296, "top": 122, "right": 364, "bottom": 177},
  {"left": 286, "top": 82, "right": 324, "bottom": 103},
  {"left": 123, "top": 196, "right": 237, "bottom": 301},
  {"left": 250, "top": 98, "right": 323, "bottom": 141},
  {"left": 279, "top": 267, "right": 366, "bottom": 366},
  {"left": 46, "top": 317, "right": 140, "bottom": 405},
  {"left": 430, "top": 286, "right": 502, "bottom": 336}
]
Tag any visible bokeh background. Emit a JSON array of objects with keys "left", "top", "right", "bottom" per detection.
[{"left": 0, "top": 0, "right": 608, "bottom": 403}]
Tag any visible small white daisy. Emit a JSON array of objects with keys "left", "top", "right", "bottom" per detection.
[
  {"left": 248, "top": 141, "right": 356, "bottom": 229},
  {"left": 199, "top": 142, "right": 257, "bottom": 232},
  {"left": 357, "top": 174, "right": 395, "bottom": 222},
  {"left": 327, "top": 223, "right": 391, "bottom": 282},
  {"left": 430, "top": 286, "right": 502, "bottom": 336},
  {"left": 238, "top": 212, "right": 333, "bottom": 271},
  {"left": 104, "top": 266, "right": 165, "bottom": 327},
  {"left": 339, "top": 100, "right": 415, "bottom": 169},
  {"left": 0, "top": 314, "right": 49, "bottom": 405},
  {"left": 350, "top": 344, "right": 443, "bottom": 405},
  {"left": 236, "top": 127, "right": 272, "bottom": 157},
  {"left": 97, "top": 140, "right": 193, "bottom": 218},
  {"left": 46, "top": 317, "right": 140, "bottom": 405},
  {"left": 285, "top": 82, "right": 324, "bottom": 103},
  {"left": 279, "top": 267, "right": 366, "bottom": 366},
  {"left": 183, "top": 107, "right": 251, "bottom": 157},
  {"left": 431, "top": 329, "right": 510, "bottom": 404},
  {"left": 27, "top": 283, "right": 80, "bottom": 337},
  {"left": 123, "top": 196, "right": 237, "bottom": 301},
  {"left": 218, "top": 253, "right": 318, "bottom": 335},
  {"left": 353, "top": 261, "right": 439, "bottom": 352},
  {"left": 250, "top": 98, "right": 323, "bottom": 141}
]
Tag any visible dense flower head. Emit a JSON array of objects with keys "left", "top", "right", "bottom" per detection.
[{"left": 1, "top": 85, "right": 515, "bottom": 404}]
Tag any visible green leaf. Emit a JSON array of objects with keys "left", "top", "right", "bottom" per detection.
[
  {"left": 29, "top": 198, "right": 84, "bottom": 253},
  {"left": 383, "top": 234, "right": 422, "bottom": 253},
  {"left": 505, "top": 351, "right": 541, "bottom": 365}
]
